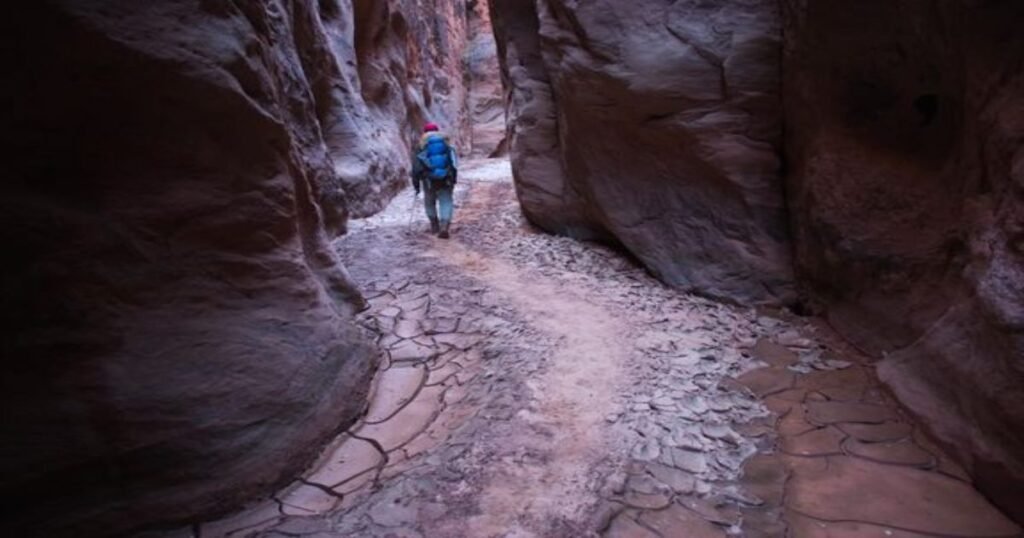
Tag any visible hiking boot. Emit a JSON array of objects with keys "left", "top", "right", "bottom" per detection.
[
  {"left": 438, "top": 221, "right": 450, "bottom": 239},
  {"left": 429, "top": 217, "right": 440, "bottom": 234}
]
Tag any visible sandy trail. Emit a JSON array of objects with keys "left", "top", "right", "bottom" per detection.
[{"left": 187, "top": 158, "right": 1019, "bottom": 538}]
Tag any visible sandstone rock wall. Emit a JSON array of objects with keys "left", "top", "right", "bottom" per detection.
[
  {"left": 490, "top": 0, "right": 796, "bottom": 305},
  {"left": 0, "top": 1, "right": 491, "bottom": 535},
  {"left": 492, "top": 0, "right": 1024, "bottom": 521},
  {"left": 321, "top": 0, "right": 474, "bottom": 216},
  {"left": 782, "top": 0, "right": 1024, "bottom": 520},
  {"left": 466, "top": 0, "right": 508, "bottom": 157}
]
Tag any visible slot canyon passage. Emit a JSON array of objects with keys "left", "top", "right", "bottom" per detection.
[{"left": 3, "top": 1, "right": 1024, "bottom": 537}]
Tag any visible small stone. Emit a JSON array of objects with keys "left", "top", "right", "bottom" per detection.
[
  {"left": 631, "top": 402, "right": 653, "bottom": 413},
  {"left": 788, "top": 362, "right": 815, "bottom": 374},
  {"left": 653, "top": 396, "right": 675, "bottom": 408},
  {"left": 646, "top": 462, "right": 697, "bottom": 495},
  {"left": 701, "top": 423, "right": 732, "bottom": 440},
  {"left": 673, "top": 432, "right": 707, "bottom": 452},
  {"left": 632, "top": 439, "right": 662, "bottom": 462},
  {"left": 822, "top": 359, "right": 852, "bottom": 370},
  {"left": 671, "top": 448, "right": 709, "bottom": 474},
  {"left": 379, "top": 306, "right": 402, "bottom": 318},
  {"left": 736, "top": 367, "right": 796, "bottom": 398},
  {"left": 679, "top": 496, "right": 739, "bottom": 526},
  {"left": 750, "top": 339, "right": 800, "bottom": 367},
  {"left": 724, "top": 487, "right": 765, "bottom": 507},
  {"left": 616, "top": 490, "right": 672, "bottom": 510},
  {"left": 680, "top": 396, "right": 709, "bottom": 415},
  {"left": 709, "top": 396, "right": 734, "bottom": 413},
  {"left": 715, "top": 447, "right": 755, "bottom": 472},
  {"left": 393, "top": 318, "right": 422, "bottom": 339}
]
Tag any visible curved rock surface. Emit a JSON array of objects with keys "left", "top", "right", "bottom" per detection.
[
  {"left": 467, "top": 0, "right": 507, "bottom": 157},
  {"left": 782, "top": 0, "right": 1024, "bottom": 520},
  {"left": 0, "top": 1, "right": 497, "bottom": 535},
  {"left": 493, "top": 0, "right": 1024, "bottom": 522},
  {"left": 333, "top": 0, "right": 475, "bottom": 216},
  {"left": 490, "top": 0, "right": 795, "bottom": 305}
]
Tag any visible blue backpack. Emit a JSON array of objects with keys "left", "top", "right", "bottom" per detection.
[{"left": 418, "top": 135, "right": 453, "bottom": 181}]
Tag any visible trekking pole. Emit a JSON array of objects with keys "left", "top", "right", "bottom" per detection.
[{"left": 407, "top": 188, "right": 419, "bottom": 233}]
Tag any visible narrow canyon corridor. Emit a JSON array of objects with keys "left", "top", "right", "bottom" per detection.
[
  {"left": 4, "top": 1, "right": 1024, "bottom": 537},
  {"left": 177, "top": 161, "right": 1020, "bottom": 538}
]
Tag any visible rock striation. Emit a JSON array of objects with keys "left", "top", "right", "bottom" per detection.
[
  {"left": 490, "top": 0, "right": 795, "bottom": 305},
  {"left": 0, "top": 1, "right": 500, "bottom": 536}
]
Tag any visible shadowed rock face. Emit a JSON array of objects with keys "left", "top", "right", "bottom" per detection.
[
  {"left": 782, "top": 0, "right": 1024, "bottom": 520},
  {"left": 0, "top": 1, "right": 489, "bottom": 535},
  {"left": 334, "top": 0, "right": 476, "bottom": 216},
  {"left": 490, "top": 0, "right": 796, "bottom": 306},
  {"left": 467, "top": 0, "right": 508, "bottom": 157},
  {"left": 492, "top": 0, "right": 1024, "bottom": 522}
]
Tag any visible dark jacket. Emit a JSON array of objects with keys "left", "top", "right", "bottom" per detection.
[{"left": 411, "top": 132, "right": 457, "bottom": 190}]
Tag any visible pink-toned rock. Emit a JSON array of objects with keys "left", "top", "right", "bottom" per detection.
[
  {"left": 638, "top": 503, "right": 727, "bottom": 538},
  {"left": 327, "top": 0, "right": 476, "bottom": 216},
  {"left": 782, "top": 427, "right": 845, "bottom": 457},
  {"left": 467, "top": 0, "right": 507, "bottom": 157},
  {"left": 2, "top": 2, "right": 383, "bottom": 536},
  {"left": 737, "top": 367, "right": 797, "bottom": 397},
  {"left": 843, "top": 438, "right": 934, "bottom": 468},
  {"left": 0, "top": 1, "right": 493, "bottom": 535},
  {"left": 837, "top": 422, "right": 913, "bottom": 443},
  {"left": 490, "top": 0, "right": 795, "bottom": 305},
  {"left": 782, "top": 1, "right": 1024, "bottom": 519},
  {"left": 787, "top": 456, "right": 1020, "bottom": 536}
]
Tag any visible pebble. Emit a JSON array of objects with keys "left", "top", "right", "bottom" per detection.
[
  {"left": 632, "top": 440, "right": 661, "bottom": 462},
  {"left": 672, "top": 449, "right": 709, "bottom": 474}
]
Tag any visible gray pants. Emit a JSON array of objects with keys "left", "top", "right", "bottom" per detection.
[{"left": 423, "top": 182, "right": 454, "bottom": 223}]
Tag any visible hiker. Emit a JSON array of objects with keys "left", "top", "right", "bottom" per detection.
[{"left": 411, "top": 122, "right": 458, "bottom": 238}]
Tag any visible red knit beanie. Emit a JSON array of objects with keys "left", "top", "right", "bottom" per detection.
[{"left": 424, "top": 122, "right": 439, "bottom": 132}]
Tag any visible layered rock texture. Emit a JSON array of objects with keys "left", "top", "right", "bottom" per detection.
[
  {"left": 491, "top": 0, "right": 1024, "bottom": 521},
  {"left": 490, "top": 0, "right": 795, "bottom": 305},
  {"left": 466, "top": 0, "right": 507, "bottom": 157},
  {"left": 339, "top": 0, "right": 475, "bottom": 216},
  {"left": 1, "top": 1, "right": 499, "bottom": 536},
  {"left": 782, "top": 0, "right": 1024, "bottom": 520}
]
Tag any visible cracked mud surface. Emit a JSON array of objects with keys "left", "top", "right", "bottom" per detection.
[{"left": 179, "top": 159, "right": 1021, "bottom": 538}]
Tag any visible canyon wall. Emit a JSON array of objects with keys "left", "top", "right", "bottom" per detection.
[
  {"left": 490, "top": 0, "right": 795, "bottom": 305},
  {"left": 0, "top": 1, "right": 490, "bottom": 536},
  {"left": 332, "top": 0, "right": 474, "bottom": 216},
  {"left": 466, "top": 0, "right": 507, "bottom": 157},
  {"left": 492, "top": 0, "right": 1024, "bottom": 520},
  {"left": 782, "top": 0, "right": 1024, "bottom": 520}
]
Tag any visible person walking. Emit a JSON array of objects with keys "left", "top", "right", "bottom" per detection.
[{"left": 411, "top": 122, "right": 458, "bottom": 238}]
